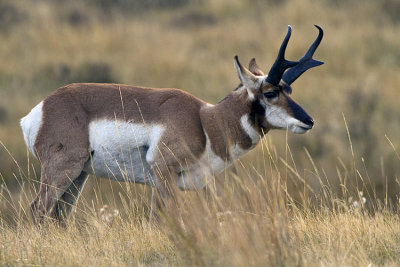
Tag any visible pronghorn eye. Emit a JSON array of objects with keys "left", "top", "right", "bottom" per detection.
[{"left": 263, "top": 91, "right": 278, "bottom": 99}]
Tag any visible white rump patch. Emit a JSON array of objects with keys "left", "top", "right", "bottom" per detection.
[{"left": 20, "top": 101, "right": 43, "bottom": 157}]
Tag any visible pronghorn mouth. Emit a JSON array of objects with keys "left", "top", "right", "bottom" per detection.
[
  {"left": 290, "top": 124, "right": 313, "bottom": 134},
  {"left": 299, "top": 125, "right": 312, "bottom": 131}
]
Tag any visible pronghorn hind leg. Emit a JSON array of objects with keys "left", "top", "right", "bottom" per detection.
[
  {"left": 30, "top": 155, "right": 89, "bottom": 225},
  {"left": 30, "top": 166, "right": 70, "bottom": 225},
  {"left": 52, "top": 171, "right": 89, "bottom": 225},
  {"left": 30, "top": 100, "right": 91, "bottom": 226}
]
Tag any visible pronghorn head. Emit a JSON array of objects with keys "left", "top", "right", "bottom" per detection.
[{"left": 234, "top": 25, "right": 323, "bottom": 134}]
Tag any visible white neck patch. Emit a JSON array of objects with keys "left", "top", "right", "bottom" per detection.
[{"left": 240, "top": 114, "right": 261, "bottom": 145}]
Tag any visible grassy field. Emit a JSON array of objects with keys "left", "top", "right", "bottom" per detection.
[
  {"left": 1, "top": 0, "right": 400, "bottom": 265},
  {"left": 1, "top": 137, "right": 400, "bottom": 266}
]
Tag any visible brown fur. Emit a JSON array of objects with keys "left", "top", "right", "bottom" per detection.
[
  {"left": 30, "top": 83, "right": 259, "bottom": 223},
  {"left": 201, "top": 90, "right": 254, "bottom": 161},
  {"left": 27, "top": 56, "right": 313, "bottom": 224}
]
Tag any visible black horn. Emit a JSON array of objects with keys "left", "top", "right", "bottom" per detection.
[
  {"left": 282, "top": 25, "right": 324, "bottom": 85},
  {"left": 265, "top": 25, "right": 299, "bottom": 86}
]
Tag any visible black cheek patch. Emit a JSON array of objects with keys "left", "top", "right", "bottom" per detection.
[{"left": 249, "top": 100, "right": 267, "bottom": 134}]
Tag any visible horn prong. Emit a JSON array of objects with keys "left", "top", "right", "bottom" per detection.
[
  {"left": 265, "top": 26, "right": 299, "bottom": 86},
  {"left": 281, "top": 25, "right": 324, "bottom": 85}
]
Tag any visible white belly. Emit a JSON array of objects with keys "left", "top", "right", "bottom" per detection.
[
  {"left": 83, "top": 117, "right": 258, "bottom": 191},
  {"left": 83, "top": 120, "right": 228, "bottom": 190},
  {"left": 83, "top": 119, "right": 164, "bottom": 185}
]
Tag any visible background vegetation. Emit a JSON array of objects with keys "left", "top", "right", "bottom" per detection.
[{"left": 1, "top": 0, "right": 400, "bottom": 265}]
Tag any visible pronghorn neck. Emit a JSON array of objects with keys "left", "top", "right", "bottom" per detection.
[{"left": 200, "top": 88, "right": 266, "bottom": 161}]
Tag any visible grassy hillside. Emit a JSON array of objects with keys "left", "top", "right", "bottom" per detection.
[{"left": 1, "top": 0, "right": 400, "bottom": 265}]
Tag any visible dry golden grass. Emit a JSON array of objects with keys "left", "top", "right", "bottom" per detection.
[
  {"left": 1, "top": 0, "right": 400, "bottom": 265},
  {"left": 1, "top": 136, "right": 400, "bottom": 266}
]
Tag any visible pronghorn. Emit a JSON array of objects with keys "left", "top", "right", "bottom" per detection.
[{"left": 21, "top": 25, "right": 323, "bottom": 224}]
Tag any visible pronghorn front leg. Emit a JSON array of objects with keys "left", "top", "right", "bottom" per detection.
[
  {"left": 151, "top": 164, "right": 179, "bottom": 211},
  {"left": 149, "top": 188, "right": 157, "bottom": 223}
]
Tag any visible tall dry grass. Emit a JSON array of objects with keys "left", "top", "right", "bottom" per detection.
[{"left": 1, "top": 133, "right": 400, "bottom": 266}]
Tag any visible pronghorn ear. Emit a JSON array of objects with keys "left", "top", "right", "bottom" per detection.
[
  {"left": 248, "top": 58, "right": 265, "bottom": 76},
  {"left": 234, "top": 56, "right": 259, "bottom": 93}
]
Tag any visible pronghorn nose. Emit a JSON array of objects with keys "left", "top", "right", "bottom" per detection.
[{"left": 304, "top": 117, "right": 314, "bottom": 127}]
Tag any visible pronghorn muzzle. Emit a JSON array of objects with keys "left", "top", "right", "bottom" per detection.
[{"left": 287, "top": 96, "right": 314, "bottom": 131}]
